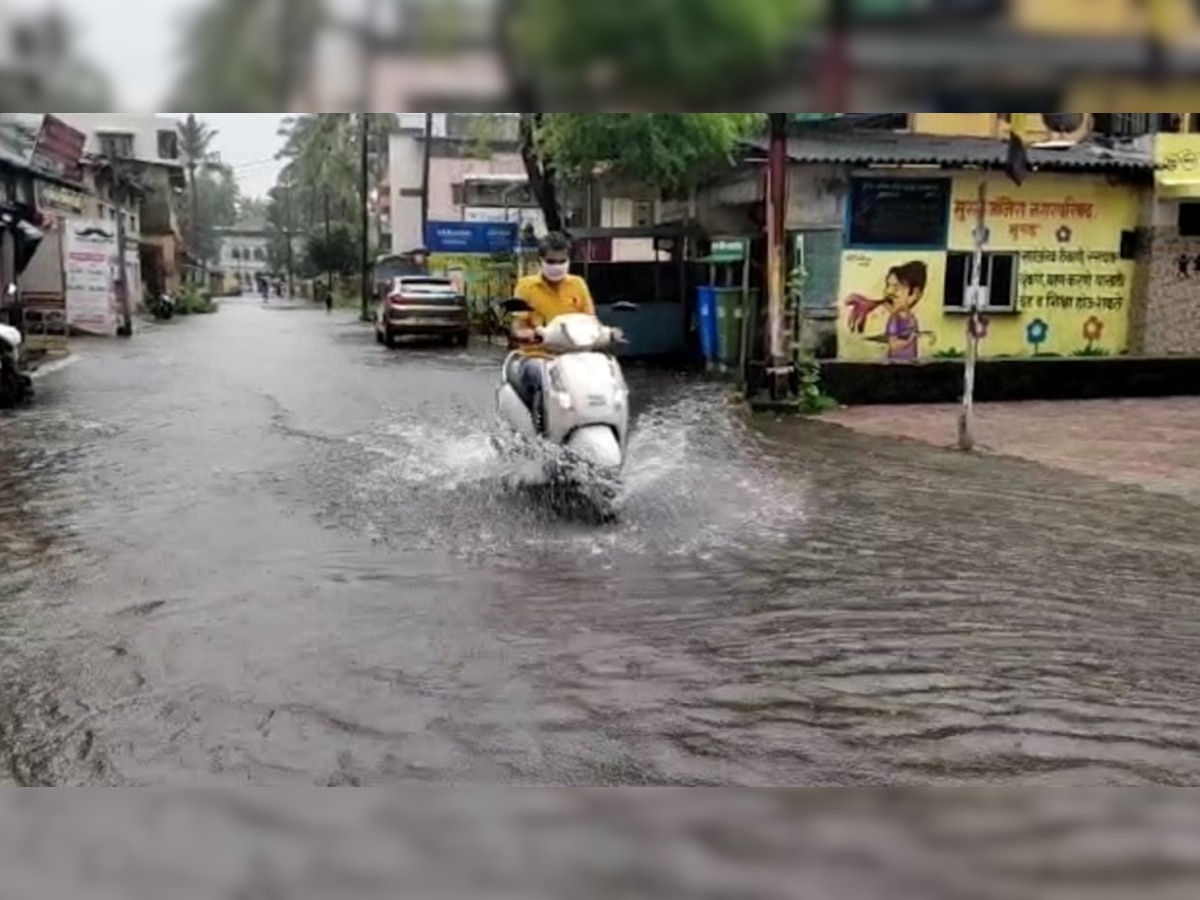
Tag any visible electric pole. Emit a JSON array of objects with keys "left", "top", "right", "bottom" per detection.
[
  {"left": 957, "top": 179, "right": 987, "bottom": 452},
  {"left": 283, "top": 180, "right": 294, "bottom": 297},
  {"left": 763, "top": 112, "right": 793, "bottom": 402},
  {"left": 820, "top": 0, "right": 850, "bottom": 112},
  {"left": 360, "top": 113, "right": 371, "bottom": 321},
  {"left": 419, "top": 112, "right": 433, "bottom": 245},
  {"left": 109, "top": 157, "right": 132, "bottom": 337}
]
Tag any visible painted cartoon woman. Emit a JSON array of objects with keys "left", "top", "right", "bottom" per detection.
[{"left": 844, "top": 260, "right": 932, "bottom": 361}]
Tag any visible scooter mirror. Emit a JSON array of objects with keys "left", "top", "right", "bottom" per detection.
[{"left": 503, "top": 297, "right": 532, "bottom": 313}]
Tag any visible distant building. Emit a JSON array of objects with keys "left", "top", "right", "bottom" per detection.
[
  {"left": 386, "top": 119, "right": 658, "bottom": 262},
  {"left": 215, "top": 222, "right": 271, "bottom": 292}
]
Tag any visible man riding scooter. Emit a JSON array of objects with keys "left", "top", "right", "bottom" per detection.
[{"left": 509, "top": 232, "right": 620, "bottom": 433}]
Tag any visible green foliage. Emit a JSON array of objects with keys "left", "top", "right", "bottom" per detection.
[
  {"left": 537, "top": 114, "right": 764, "bottom": 189},
  {"left": 271, "top": 114, "right": 400, "bottom": 260},
  {"left": 1071, "top": 347, "right": 1111, "bottom": 357},
  {"left": 305, "top": 224, "right": 361, "bottom": 277},
  {"left": 168, "top": 0, "right": 324, "bottom": 111},
  {"left": 178, "top": 115, "right": 236, "bottom": 264},
  {"left": 505, "top": 0, "right": 821, "bottom": 105},
  {"left": 933, "top": 348, "right": 965, "bottom": 358},
  {"left": 789, "top": 262, "right": 837, "bottom": 414},
  {"left": 797, "top": 355, "right": 838, "bottom": 414},
  {"left": 176, "top": 285, "right": 218, "bottom": 315}
]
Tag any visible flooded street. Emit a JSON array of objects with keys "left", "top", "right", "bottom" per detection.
[{"left": 3, "top": 296, "right": 1200, "bottom": 791}]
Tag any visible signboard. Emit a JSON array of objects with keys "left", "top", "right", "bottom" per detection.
[
  {"left": 709, "top": 239, "right": 747, "bottom": 263},
  {"left": 63, "top": 219, "right": 118, "bottom": 336},
  {"left": 463, "top": 206, "right": 546, "bottom": 233},
  {"left": 425, "top": 221, "right": 518, "bottom": 255},
  {"left": 36, "top": 181, "right": 88, "bottom": 216},
  {"left": 22, "top": 292, "right": 69, "bottom": 353},
  {"left": 30, "top": 115, "right": 86, "bottom": 185},
  {"left": 847, "top": 178, "right": 951, "bottom": 248}
]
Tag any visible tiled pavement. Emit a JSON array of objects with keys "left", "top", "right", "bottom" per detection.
[{"left": 826, "top": 398, "right": 1200, "bottom": 503}]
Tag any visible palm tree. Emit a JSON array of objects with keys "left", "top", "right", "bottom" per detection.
[
  {"left": 179, "top": 115, "right": 222, "bottom": 265},
  {"left": 275, "top": 114, "right": 401, "bottom": 234},
  {"left": 167, "top": 0, "right": 325, "bottom": 111}
]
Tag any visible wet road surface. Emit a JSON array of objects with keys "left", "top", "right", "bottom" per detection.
[{"left": 3, "top": 296, "right": 1200, "bottom": 792}]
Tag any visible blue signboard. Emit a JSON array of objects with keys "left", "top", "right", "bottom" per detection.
[{"left": 425, "top": 221, "right": 518, "bottom": 255}]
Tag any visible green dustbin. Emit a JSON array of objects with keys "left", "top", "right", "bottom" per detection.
[{"left": 715, "top": 288, "right": 756, "bottom": 372}]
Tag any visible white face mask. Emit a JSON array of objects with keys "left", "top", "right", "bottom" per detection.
[{"left": 541, "top": 262, "right": 569, "bottom": 282}]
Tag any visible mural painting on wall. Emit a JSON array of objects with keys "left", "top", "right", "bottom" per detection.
[
  {"left": 837, "top": 174, "right": 1137, "bottom": 362},
  {"left": 841, "top": 252, "right": 944, "bottom": 361},
  {"left": 948, "top": 175, "right": 1135, "bottom": 358}
]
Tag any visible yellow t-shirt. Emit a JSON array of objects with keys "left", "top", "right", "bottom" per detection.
[{"left": 512, "top": 273, "right": 596, "bottom": 357}]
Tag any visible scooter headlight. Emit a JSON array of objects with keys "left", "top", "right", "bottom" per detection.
[{"left": 551, "top": 389, "right": 573, "bottom": 411}]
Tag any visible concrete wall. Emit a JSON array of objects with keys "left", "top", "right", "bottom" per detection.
[
  {"left": 1129, "top": 198, "right": 1200, "bottom": 355},
  {"left": 387, "top": 130, "right": 529, "bottom": 252}
]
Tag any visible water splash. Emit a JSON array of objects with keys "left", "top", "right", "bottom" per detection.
[{"left": 348, "top": 383, "right": 808, "bottom": 562}]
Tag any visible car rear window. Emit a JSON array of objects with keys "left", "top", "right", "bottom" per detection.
[{"left": 394, "top": 278, "right": 456, "bottom": 291}]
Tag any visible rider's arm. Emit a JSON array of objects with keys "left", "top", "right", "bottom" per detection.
[
  {"left": 511, "top": 312, "right": 539, "bottom": 343},
  {"left": 510, "top": 281, "right": 541, "bottom": 343}
]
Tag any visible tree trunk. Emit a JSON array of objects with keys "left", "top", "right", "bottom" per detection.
[
  {"left": 518, "top": 113, "right": 563, "bottom": 234},
  {"left": 187, "top": 162, "right": 199, "bottom": 275}
]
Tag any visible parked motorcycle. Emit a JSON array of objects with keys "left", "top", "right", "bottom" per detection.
[
  {"left": 0, "top": 320, "right": 31, "bottom": 409},
  {"left": 147, "top": 292, "right": 175, "bottom": 320}
]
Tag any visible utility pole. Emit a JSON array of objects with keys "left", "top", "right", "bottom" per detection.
[
  {"left": 763, "top": 112, "right": 793, "bottom": 402},
  {"left": 283, "top": 181, "right": 294, "bottom": 297},
  {"left": 820, "top": 0, "right": 851, "bottom": 112},
  {"left": 324, "top": 190, "right": 333, "bottom": 303},
  {"left": 360, "top": 113, "right": 372, "bottom": 320},
  {"left": 419, "top": 112, "right": 433, "bottom": 245},
  {"left": 957, "top": 179, "right": 988, "bottom": 451},
  {"left": 110, "top": 159, "right": 132, "bottom": 338}
]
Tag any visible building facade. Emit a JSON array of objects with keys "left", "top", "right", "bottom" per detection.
[
  {"left": 674, "top": 120, "right": 1156, "bottom": 363},
  {"left": 215, "top": 225, "right": 271, "bottom": 293}
]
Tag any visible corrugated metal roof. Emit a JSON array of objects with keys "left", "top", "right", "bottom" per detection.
[{"left": 741, "top": 130, "right": 1154, "bottom": 173}]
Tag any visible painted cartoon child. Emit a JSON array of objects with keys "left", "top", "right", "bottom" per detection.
[{"left": 844, "top": 261, "right": 929, "bottom": 361}]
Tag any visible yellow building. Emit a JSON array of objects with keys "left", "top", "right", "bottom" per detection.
[{"left": 836, "top": 170, "right": 1143, "bottom": 362}]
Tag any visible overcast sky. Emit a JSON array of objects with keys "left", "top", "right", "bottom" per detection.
[{"left": 18, "top": 0, "right": 301, "bottom": 196}]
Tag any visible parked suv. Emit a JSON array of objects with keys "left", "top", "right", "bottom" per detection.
[{"left": 374, "top": 276, "right": 469, "bottom": 348}]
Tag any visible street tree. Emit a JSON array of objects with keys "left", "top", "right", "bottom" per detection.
[
  {"left": 518, "top": 113, "right": 764, "bottom": 234},
  {"left": 304, "top": 223, "right": 360, "bottom": 279},
  {"left": 275, "top": 114, "right": 401, "bottom": 233},
  {"left": 500, "top": 0, "right": 819, "bottom": 107},
  {"left": 190, "top": 166, "right": 241, "bottom": 265},
  {"left": 179, "top": 115, "right": 225, "bottom": 263},
  {"left": 167, "top": 0, "right": 325, "bottom": 111}
]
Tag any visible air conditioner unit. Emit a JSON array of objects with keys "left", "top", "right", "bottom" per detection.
[{"left": 1027, "top": 113, "right": 1093, "bottom": 147}]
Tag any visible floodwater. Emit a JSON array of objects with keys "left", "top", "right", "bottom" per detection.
[{"left": 4, "top": 297, "right": 1200, "bottom": 893}]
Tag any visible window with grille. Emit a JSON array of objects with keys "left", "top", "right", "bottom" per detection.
[
  {"left": 98, "top": 133, "right": 134, "bottom": 159},
  {"left": 943, "top": 251, "right": 1019, "bottom": 311}
]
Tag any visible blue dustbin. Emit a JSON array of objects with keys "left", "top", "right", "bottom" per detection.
[{"left": 695, "top": 286, "right": 718, "bottom": 364}]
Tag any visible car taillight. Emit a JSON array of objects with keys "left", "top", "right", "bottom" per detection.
[{"left": 388, "top": 294, "right": 406, "bottom": 305}]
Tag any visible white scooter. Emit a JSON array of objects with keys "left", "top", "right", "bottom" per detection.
[
  {"left": 496, "top": 298, "right": 637, "bottom": 518},
  {"left": 0, "top": 321, "right": 31, "bottom": 409}
]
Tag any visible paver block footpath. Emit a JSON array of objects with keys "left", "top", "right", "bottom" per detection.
[{"left": 825, "top": 398, "right": 1200, "bottom": 502}]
